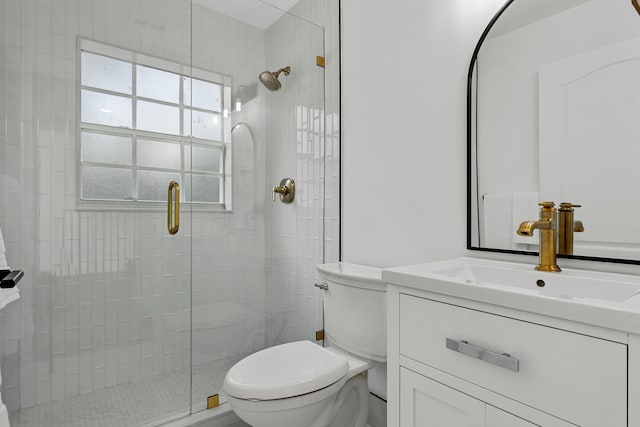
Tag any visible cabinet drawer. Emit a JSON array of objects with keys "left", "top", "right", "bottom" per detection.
[{"left": 399, "top": 294, "right": 627, "bottom": 427}]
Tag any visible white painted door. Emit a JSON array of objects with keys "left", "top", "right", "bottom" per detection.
[
  {"left": 539, "top": 36, "right": 640, "bottom": 258},
  {"left": 400, "top": 368, "right": 484, "bottom": 427}
]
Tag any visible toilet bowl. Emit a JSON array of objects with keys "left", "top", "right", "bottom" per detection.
[
  {"left": 225, "top": 341, "right": 372, "bottom": 427},
  {"left": 223, "top": 263, "right": 386, "bottom": 427}
]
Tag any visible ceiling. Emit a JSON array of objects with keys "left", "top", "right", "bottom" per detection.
[
  {"left": 191, "top": 0, "right": 302, "bottom": 30},
  {"left": 489, "top": 0, "right": 591, "bottom": 38}
]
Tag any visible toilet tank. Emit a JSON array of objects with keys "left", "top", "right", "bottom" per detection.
[{"left": 316, "top": 263, "right": 386, "bottom": 362}]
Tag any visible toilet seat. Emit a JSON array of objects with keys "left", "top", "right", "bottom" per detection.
[{"left": 224, "top": 341, "right": 349, "bottom": 400}]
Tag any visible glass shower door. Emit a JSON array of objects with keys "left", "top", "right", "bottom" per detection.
[
  {"left": 189, "top": 0, "right": 326, "bottom": 413},
  {"left": 0, "top": 1, "right": 194, "bottom": 426}
]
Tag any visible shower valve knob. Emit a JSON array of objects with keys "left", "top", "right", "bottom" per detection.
[{"left": 272, "top": 178, "right": 295, "bottom": 204}]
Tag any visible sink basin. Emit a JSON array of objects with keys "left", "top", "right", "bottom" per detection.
[
  {"left": 383, "top": 257, "right": 640, "bottom": 335},
  {"left": 389, "top": 257, "right": 640, "bottom": 303}
]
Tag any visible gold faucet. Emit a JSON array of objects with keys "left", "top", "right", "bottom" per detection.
[
  {"left": 557, "top": 202, "right": 584, "bottom": 255},
  {"left": 517, "top": 201, "right": 561, "bottom": 272}
]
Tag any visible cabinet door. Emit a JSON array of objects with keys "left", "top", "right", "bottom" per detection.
[
  {"left": 486, "top": 406, "right": 537, "bottom": 427},
  {"left": 400, "top": 294, "right": 627, "bottom": 426},
  {"left": 400, "top": 368, "right": 484, "bottom": 427}
]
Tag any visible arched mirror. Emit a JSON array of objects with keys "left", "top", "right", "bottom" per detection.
[{"left": 468, "top": 0, "right": 640, "bottom": 264}]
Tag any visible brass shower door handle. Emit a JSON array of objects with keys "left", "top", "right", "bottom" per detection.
[{"left": 167, "top": 181, "right": 180, "bottom": 235}]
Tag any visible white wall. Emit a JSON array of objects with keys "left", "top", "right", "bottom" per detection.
[
  {"left": 340, "top": 0, "right": 506, "bottom": 406},
  {"left": 341, "top": 0, "right": 506, "bottom": 268}
]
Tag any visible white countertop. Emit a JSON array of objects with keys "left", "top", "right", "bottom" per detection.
[{"left": 382, "top": 257, "right": 640, "bottom": 335}]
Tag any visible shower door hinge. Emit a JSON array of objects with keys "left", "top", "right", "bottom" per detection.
[
  {"left": 316, "top": 329, "right": 325, "bottom": 341},
  {"left": 207, "top": 394, "right": 220, "bottom": 409},
  {"left": 316, "top": 56, "right": 325, "bottom": 68}
]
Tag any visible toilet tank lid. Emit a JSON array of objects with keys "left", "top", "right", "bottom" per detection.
[
  {"left": 316, "top": 262, "right": 385, "bottom": 291},
  {"left": 223, "top": 341, "right": 348, "bottom": 400}
]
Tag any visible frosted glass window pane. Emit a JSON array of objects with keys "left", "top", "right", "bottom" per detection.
[
  {"left": 137, "top": 65, "right": 179, "bottom": 104},
  {"left": 81, "top": 90, "right": 132, "bottom": 128},
  {"left": 81, "top": 166, "right": 133, "bottom": 200},
  {"left": 81, "top": 132, "right": 132, "bottom": 165},
  {"left": 183, "top": 78, "right": 190, "bottom": 107},
  {"left": 184, "top": 77, "right": 222, "bottom": 111},
  {"left": 185, "top": 175, "right": 220, "bottom": 203},
  {"left": 138, "top": 171, "right": 180, "bottom": 201},
  {"left": 184, "top": 145, "right": 221, "bottom": 173},
  {"left": 184, "top": 109, "right": 221, "bottom": 140},
  {"left": 138, "top": 139, "right": 181, "bottom": 170},
  {"left": 81, "top": 52, "right": 132, "bottom": 94},
  {"left": 137, "top": 101, "right": 179, "bottom": 135}
]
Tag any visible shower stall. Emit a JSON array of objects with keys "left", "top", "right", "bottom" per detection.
[{"left": 0, "top": 0, "right": 339, "bottom": 425}]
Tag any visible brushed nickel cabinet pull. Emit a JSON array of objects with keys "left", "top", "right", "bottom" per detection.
[
  {"left": 168, "top": 181, "right": 180, "bottom": 235},
  {"left": 446, "top": 338, "right": 519, "bottom": 372}
]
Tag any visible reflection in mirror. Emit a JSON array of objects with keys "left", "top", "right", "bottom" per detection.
[{"left": 469, "top": 0, "right": 640, "bottom": 263}]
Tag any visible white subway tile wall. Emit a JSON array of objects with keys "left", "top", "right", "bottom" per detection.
[
  {"left": 0, "top": 0, "right": 339, "bottom": 423},
  {"left": 264, "top": 0, "right": 340, "bottom": 347}
]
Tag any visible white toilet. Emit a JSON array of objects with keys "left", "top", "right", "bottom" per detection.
[{"left": 223, "top": 263, "right": 386, "bottom": 427}]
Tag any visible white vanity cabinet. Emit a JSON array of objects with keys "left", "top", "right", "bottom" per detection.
[
  {"left": 485, "top": 406, "right": 537, "bottom": 427},
  {"left": 401, "top": 367, "right": 538, "bottom": 427},
  {"left": 388, "top": 286, "right": 629, "bottom": 427},
  {"left": 400, "top": 368, "right": 484, "bottom": 427}
]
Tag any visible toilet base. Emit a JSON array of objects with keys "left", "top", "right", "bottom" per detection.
[
  {"left": 327, "top": 374, "right": 369, "bottom": 427},
  {"left": 229, "top": 373, "right": 369, "bottom": 427}
]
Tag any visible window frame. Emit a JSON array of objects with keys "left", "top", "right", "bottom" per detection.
[{"left": 76, "top": 38, "right": 233, "bottom": 212}]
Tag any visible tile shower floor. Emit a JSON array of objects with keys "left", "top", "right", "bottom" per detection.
[{"left": 8, "top": 356, "right": 246, "bottom": 427}]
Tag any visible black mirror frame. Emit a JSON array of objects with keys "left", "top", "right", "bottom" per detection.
[{"left": 466, "top": 0, "right": 640, "bottom": 266}]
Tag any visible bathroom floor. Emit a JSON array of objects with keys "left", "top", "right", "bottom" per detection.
[{"left": 8, "top": 356, "right": 244, "bottom": 427}]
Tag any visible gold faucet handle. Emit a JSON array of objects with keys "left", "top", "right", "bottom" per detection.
[
  {"left": 559, "top": 202, "right": 581, "bottom": 211},
  {"left": 574, "top": 220, "right": 585, "bottom": 232}
]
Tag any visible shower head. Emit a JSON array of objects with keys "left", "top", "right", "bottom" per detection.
[{"left": 258, "top": 66, "right": 291, "bottom": 92}]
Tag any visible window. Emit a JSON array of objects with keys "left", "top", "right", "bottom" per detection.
[{"left": 78, "top": 39, "right": 231, "bottom": 208}]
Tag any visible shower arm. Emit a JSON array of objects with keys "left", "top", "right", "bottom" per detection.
[
  {"left": 634, "top": 0, "right": 640, "bottom": 16},
  {"left": 274, "top": 67, "right": 291, "bottom": 77}
]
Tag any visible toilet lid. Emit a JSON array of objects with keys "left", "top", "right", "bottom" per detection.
[{"left": 223, "top": 341, "right": 349, "bottom": 400}]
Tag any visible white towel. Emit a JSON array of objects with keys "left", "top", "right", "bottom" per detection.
[
  {"left": 0, "top": 223, "right": 15, "bottom": 427},
  {"left": 512, "top": 192, "right": 540, "bottom": 248},
  {"left": 0, "top": 402, "right": 9, "bottom": 427},
  {"left": 0, "top": 336, "right": 4, "bottom": 427},
  {"left": 482, "top": 193, "right": 513, "bottom": 249},
  {"left": 0, "top": 288, "right": 19, "bottom": 311},
  {"left": 0, "top": 226, "right": 7, "bottom": 270},
  {"left": 0, "top": 225, "right": 19, "bottom": 311}
]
